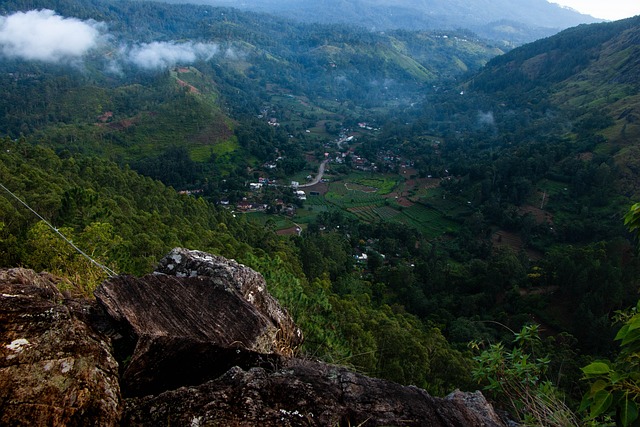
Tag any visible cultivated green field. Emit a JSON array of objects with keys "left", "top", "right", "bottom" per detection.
[
  {"left": 189, "top": 138, "right": 239, "bottom": 162},
  {"left": 245, "top": 169, "right": 461, "bottom": 237}
]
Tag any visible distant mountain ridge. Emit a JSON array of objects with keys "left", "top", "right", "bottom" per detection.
[{"left": 158, "top": 0, "right": 602, "bottom": 44}]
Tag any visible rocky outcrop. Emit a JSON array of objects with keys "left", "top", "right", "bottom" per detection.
[
  {"left": 124, "top": 358, "right": 507, "bottom": 427},
  {"left": 0, "top": 268, "right": 121, "bottom": 426},
  {"left": 155, "top": 247, "right": 303, "bottom": 352},
  {"left": 94, "top": 249, "right": 302, "bottom": 397},
  {"left": 0, "top": 250, "right": 510, "bottom": 426},
  {"left": 95, "top": 273, "right": 286, "bottom": 397}
]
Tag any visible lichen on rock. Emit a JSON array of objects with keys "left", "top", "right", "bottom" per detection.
[
  {"left": 0, "top": 268, "right": 121, "bottom": 427},
  {"left": 95, "top": 248, "right": 303, "bottom": 397}
]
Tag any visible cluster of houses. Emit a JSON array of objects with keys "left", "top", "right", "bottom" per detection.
[
  {"left": 233, "top": 198, "right": 297, "bottom": 216},
  {"left": 6, "top": 72, "right": 38, "bottom": 81},
  {"left": 357, "top": 122, "right": 379, "bottom": 131},
  {"left": 177, "top": 189, "right": 204, "bottom": 196},
  {"left": 226, "top": 176, "right": 306, "bottom": 216},
  {"left": 257, "top": 105, "right": 281, "bottom": 127},
  {"left": 376, "top": 150, "right": 416, "bottom": 170},
  {"left": 353, "top": 241, "right": 386, "bottom": 268},
  {"left": 352, "top": 155, "right": 376, "bottom": 171}
]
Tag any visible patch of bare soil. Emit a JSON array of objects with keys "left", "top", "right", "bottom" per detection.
[
  {"left": 194, "top": 116, "right": 235, "bottom": 145},
  {"left": 396, "top": 197, "right": 414, "bottom": 207},
  {"left": 400, "top": 166, "right": 419, "bottom": 177},
  {"left": 276, "top": 226, "right": 299, "bottom": 236},
  {"left": 176, "top": 78, "right": 200, "bottom": 94},
  {"left": 106, "top": 117, "right": 137, "bottom": 131},
  {"left": 492, "top": 230, "right": 523, "bottom": 250},
  {"left": 386, "top": 175, "right": 439, "bottom": 206},
  {"left": 518, "top": 205, "right": 554, "bottom": 225}
]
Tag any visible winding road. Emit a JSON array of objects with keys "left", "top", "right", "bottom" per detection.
[{"left": 298, "top": 159, "right": 329, "bottom": 188}]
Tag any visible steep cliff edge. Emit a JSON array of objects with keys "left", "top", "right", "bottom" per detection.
[{"left": 0, "top": 249, "right": 509, "bottom": 426}]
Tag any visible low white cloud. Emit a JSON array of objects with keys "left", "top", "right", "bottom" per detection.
[
  {"left": 477, "top": 111, "right": 495, "bottom": 126},
  {"left": 0, "top": 9, "right": 104, "bottom": 63},
  {"left": 335, "top": 75, "right": 348, "bottom": 84},
  {"left": 126, "top": 41, "right": 220, "bottom": 70},
  {"left": 224, "top": 47, "right": 241, "bottom": 60},
  {"left": 0, "top": 10, "right": 231, "bottom": 72}
]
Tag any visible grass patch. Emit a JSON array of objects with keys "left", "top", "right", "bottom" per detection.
[
  {"left": 189, "top": 138, "right": 238, "bottom": 162},
  {"left": 189, "top": 145, "right": 214, "bottom": 162},
  {"left": 536, "top": 179, "right": 569, "bottom": 196},
  {"left": 348, "top": 173, "right": 399, "bottom": 195}
]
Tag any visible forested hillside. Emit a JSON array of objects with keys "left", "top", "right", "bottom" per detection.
[
  {"left": 1, "top": 1, "right": 640, "bottom": 424},
  {"left": 363, "top": 16, "right": 640, "bottom": 354},
  {"left": 0, "top": 137, "right": 471, "bottom": 394},
  {"left": 0, "top": 0, "right": 501, "bottom": 190}
]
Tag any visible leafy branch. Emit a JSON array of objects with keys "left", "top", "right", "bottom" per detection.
[
  {"left": 470, "top": 324, "right": 578, "bottom": 426},
  {"left": 580, "top": 301, "right": 640, "bottom": 426}
]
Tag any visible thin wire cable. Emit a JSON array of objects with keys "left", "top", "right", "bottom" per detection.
[{"left": 0, "top": 182, "right": 118, "bottom": 277}]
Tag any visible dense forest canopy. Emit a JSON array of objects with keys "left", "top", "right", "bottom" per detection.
[{"left": 1, "top": 0, "right": 640, "bottom": 423}]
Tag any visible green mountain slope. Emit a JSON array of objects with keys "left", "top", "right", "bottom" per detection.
[
  {"left": 470, "top": 16, "right": 640, "bottom": 196},
  {"left": 348, "top": 17, "right": 640, "bottom": 360}
]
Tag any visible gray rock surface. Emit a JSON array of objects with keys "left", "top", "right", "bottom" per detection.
[
  {"left": 155, "top": 247, "right": 303, "bottom": 353},
  {"left": 0, "top": 268, "right": 121, "bottom": 426},
  {"left": 95, "top": 260, "right": 298, "bottom": 396},
  {"left": 124, "top": 358, "right": 508, "bottom": 427}
]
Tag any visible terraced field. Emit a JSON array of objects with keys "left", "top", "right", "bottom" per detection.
[
  {"left": 283, "top": 173, "right": 463, "bottom": 237},
  {"left": 317, "top": 182, "right": 456, "bottom": 235},
  {"left": 347, "top": 206, "right": 379, "bottom": 222},
  {"left": 399, "top": 203, "right": 459, "bottom": 237},
  {"left": 373, "top": 206, "right": 401, "bottom": 221}
]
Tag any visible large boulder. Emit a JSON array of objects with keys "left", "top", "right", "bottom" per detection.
[
  {"left": 124, "top": 358, "right": 508, "bottom": 427},
  {"left": 0, "top": 268, "right": 121, "bottom": 426},
  {"left": 95, "top": 249, "right": 301, "bottom": 396},
  {"left": 155, "top": 247, "right": 303, "bottom": 352}
]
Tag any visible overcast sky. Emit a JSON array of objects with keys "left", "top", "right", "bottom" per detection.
[{"left": 549, "top": 0, "right": 640, "bottom": 21}]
